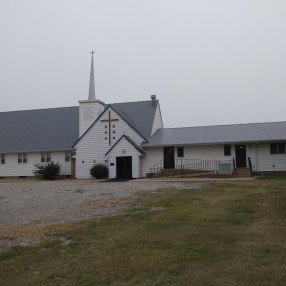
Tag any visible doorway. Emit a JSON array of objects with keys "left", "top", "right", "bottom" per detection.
[
  {"left": 164, "top": 147, "right": 175, "bottom": 169},
  {"left": 235, "top": 145, "right": 246, "bottom": 167},
  {"left": 116, "top": 156, "right": 132, "bottom": 179}
]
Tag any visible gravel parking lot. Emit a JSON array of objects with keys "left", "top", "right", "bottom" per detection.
[{"left": 0, "top": 179, "right": 204, "bottom": 250}]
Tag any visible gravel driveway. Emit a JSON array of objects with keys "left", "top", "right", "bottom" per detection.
[
  {"left": 0, "top": 180, "right": 204, "bottom": 225},
  {"left": 0, "top": 180, "right": 204, "bottom": 250}
]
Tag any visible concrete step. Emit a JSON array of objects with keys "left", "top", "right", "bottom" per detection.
[{"left": 235, "top": 168, "right": 252, "bottom": 177}]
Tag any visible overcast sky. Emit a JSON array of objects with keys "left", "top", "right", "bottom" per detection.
[{"left": 1, "top": 0, "right": 285, "bottom": 128}]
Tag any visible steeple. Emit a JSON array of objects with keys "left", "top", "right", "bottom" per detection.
[
  {"left": 79, "top": 51, "right": 105, "bottom": 136},
  {"left": 88, "top": 50, "right": 96, "bottom": 101}
]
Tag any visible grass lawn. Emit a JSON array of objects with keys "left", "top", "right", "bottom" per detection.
[{"left": 1, "top": 178, "right": 286, "bottom": 286}]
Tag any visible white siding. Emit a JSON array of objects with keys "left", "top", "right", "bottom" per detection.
[
  {"left": 0, "top": 151, "right": 71, "bottom": 177},
  {"left": 75, "top": 107, "right": 145, "bottom": 178},
  {"left": 107, "top": 137, "right": 143, "bottom": 179},
  {"left": 256, "top": 143, "right": 286, "bottom": 172},
  {"left": 79, "top": 100, "right": 105, "bottom": 136},
  {"left": 141, "top": 147, "right": 164, "bottom": 176},
  {"left": 151, "top": 104, "right": 163, "bottom": 136}
]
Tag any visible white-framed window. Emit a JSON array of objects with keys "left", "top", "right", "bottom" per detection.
[
  {"left": 65, "top": 151, "right": 71, "bottom": 162},
  {"left": 18, "top": 153, "right": 27, "bottom": 164},
  {"left": 41, "top": 152, "right": 51, "bottom": 162},
  {"left": 1, "top": 154, "right": 5, "bottom": 164}
]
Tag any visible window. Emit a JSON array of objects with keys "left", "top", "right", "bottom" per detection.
[
  {"left": 1, "top": 154, "right": 5, "bottom": 164},
  {"left": 177, "top": 147, "right": 184, "bottom": 157},
  {"left": 270, "top": 143, "right": 285, "bottom": 154},
  {"left": 224, "top": 145, "right": 231, "bottom": 156},
  {"left": 18, "top": 153, "right": 27, "bottom": 164},
  {"left": 65, "top": 151, "right": 71, "bottom": 162},
  {"left": 41, "top": 152, "right": 51, "bottom": 162}
]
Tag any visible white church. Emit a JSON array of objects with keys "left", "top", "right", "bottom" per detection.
[{"left": 1, "top": 54, "right": 286, "bottom": 179}]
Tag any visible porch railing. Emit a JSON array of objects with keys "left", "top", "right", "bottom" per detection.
[
  {"left": 248, "top": 157, "right": 253, "bottom": 175},
  {"left": 149, "top": 158, "right": 234, "bottom": 176}
]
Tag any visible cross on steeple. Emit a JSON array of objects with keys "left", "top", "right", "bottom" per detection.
[
  {"left": 90, "top": 50, "right": 95, "bottom": 56},
  {"left": 101, "top": 111, "right": 119, "bottom": 145}
]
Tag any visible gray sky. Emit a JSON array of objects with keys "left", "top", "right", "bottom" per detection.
[{"left": 1, "top": 0, "right": 285, "bottom": 128}]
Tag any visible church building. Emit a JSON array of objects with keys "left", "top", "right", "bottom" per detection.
[{"left": 1, "top": 53, "right": 286, "bottom": 179}]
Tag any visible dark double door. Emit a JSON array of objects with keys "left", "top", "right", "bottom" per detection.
[
  {"left": 235, "top": 145, "right": 246, "bottom": 167},
  {"left": 116, "top": 156, "right": 132, "bottom": 179},
  {"left": 164, "top": 147, "right": 175, "bottom": 169}
]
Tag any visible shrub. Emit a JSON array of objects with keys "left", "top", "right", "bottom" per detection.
[
  {"left": 90, "top": 163, "right": 108, "bottom": 179},
  {"left": 33, "top": 161, "right": 61, "bottom": 180}
]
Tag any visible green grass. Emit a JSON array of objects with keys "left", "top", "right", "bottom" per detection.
[
  {"left": 257, "top": 174, "right": 286, "bottom": 180},
  {"left": 1, "top": 179, "right": 286, "bottom": 285}
]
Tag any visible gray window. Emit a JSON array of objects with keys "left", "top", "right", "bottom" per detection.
[
  {"left": 224, "top": 145, "right": 231, "bottom": 156},
  {"left": 18, "top": 153, "right": 27, "bottom": 164},
  {"left": 41, "top": 152, "right": 51, "bottom": 162},
  {"left": 65, "top": 151, "right": 71, "bottom": 162},
  {"left": 1, "top": 154, "right": 5, "bottom": 164},
  {"left": 177, "top": 147, "right": 184, "bottom": 157},
  {"left": 270, "top": 143, "right": 285, "bottom": 154}
]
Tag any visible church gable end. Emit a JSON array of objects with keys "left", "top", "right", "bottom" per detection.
[{"left": 74, "top": 106, "right": 146, "bottom": 178}]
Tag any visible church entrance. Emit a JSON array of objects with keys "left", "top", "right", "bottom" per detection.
[
  {"left": 116, "top": 156, "right": 132, "bottom": 179},
  {"left": 235, "top": 145, "right": 246, "bottom": 167},
  {"left": 164, "top": 147, "right": 175, "bottom": 169}
]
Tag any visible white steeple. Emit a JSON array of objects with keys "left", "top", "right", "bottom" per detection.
[
  {"left": 88, "top": 50, "right": 96, "bottom": 101},
  {"left": 78, "top": 51, "right": 105, "bottom": 136}
]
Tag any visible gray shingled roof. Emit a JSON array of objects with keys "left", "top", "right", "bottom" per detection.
[
  {"left": 108, "top": 100, "right": 158, "bottom": 140},
  {"left": 0, "top": 107, "right": 79, "bottom": 152},
  {"left": 142, "top": 121, "right": 286, "bottom": 147}
]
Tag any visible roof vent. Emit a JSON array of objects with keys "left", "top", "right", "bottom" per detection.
[{"left": 151, "top": 95, "right": 156, "bottom": 106}]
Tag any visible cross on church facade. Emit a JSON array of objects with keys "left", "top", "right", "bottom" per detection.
[{"left": 101, "top": 111, "right": 119, "bottom": 145}]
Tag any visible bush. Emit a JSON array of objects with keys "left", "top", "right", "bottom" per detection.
[
  {"left": 90, "top": 164, "right": 108, "bottom": 179},
  {"left": 33, "top": 161, "right": 61, "bottom": 180}
]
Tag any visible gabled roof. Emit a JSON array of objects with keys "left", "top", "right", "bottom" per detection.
[
  {"left": 0, "top": 106, "right": 79, "bottom": 152},
  {"left": 105, "top": 135, "right": 146, "bottom": 156},
  {"left": 73, "top": 100, "right": 159, "bottom": 147},
  {"left": 107, "top": 100, "right": 158, "bottom": 139},
  {"left": 142, "top": 121, "right": 286, "bottom": 147}
]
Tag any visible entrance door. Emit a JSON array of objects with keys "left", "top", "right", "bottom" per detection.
[
  {"left": 235, "top": 145, "right": 246, "bottom": 167},
  {"left": 71, "top": 158, "right": 76, "bottom": 179},
  {"left": 164, "top": 147, "right": 175, "bottom": 169},
  {"left": 116, "top": 156, "right": 132, "bottom": 179}
]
